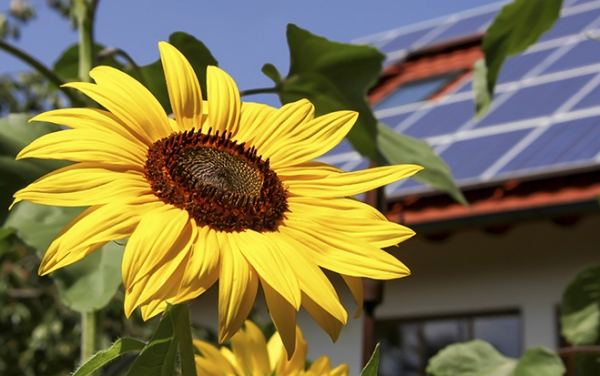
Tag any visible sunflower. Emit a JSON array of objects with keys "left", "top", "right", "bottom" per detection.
[
  {"left": 13, "top": 42, "right": 421, "bottom": 355},
  {"left": 194, "top": 320, "right": 349, "bottom": 376}
]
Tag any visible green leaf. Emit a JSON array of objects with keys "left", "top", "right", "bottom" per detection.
[
  {"left": 53, "top": 43, "right": 125, "bottom": 82},
  {"left": 133, "top": 32, "right": 218, "bottom": 113},
  {"left": 4, "top": 201, "right": 123, "bottom": 312},
  {"left": 266, "top": 24, "right": 384, "bottom": 162},
  {"left": 0, "top": 114, "right": 66, "bottom": 224},
  {"left": 73, "top": 338, "right": 146, "bottom": 376},
  {"left": 560, "top": 264, "right": 600, "bottom": 346},
  {"left": 377, "top": 122, "right": 468, "bottom": 205},
  {"left": 512, "top": 347, "right": 565, "bottom": 376},
  {"left": 126, "top": 304, "right": 184, "bottom": 376},
  {"left": 261, "top": 63, "right": 283, "bottom": 85},
  {"left": 475, "top": 0, "right": 562, "bottom": 117},
  {"left": 426, "top": 340, "right": 516, "bottom": 376},
  {"left": 360, "top": 343, "right": 380, "bottom": 376}
]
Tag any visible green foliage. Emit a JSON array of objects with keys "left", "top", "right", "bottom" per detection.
[
  {"left": 426, "top": 340, "right": 564, "bottom": 376},
  {"left": 0, "top": 232, "right": 80, "bottom": 376},
  {"left": 360, "top": 343, "right": 380, "bottom": 376},
  {"left": 126, "top": 304, "right": 183, "bottom": 376},
  {"left": 53, "top": 43, "right": 125, "bottom": 82},
  {"left": 560, "top": 264, "right": 600, "bottom": 374},
  {"left": 474, "top": 0, "right": 562, "bottom": 117},
  {"left": 377, "top": 123, "right": 468, "bottom": 205},
  {"left": 265, "top": 24, "right": 466, "bottom": 204},
  {"left": 6, "top": 201, "right": 124, "bottom": 313},
  {"left": 73, "top": 338, "right": 146, "bottom": 376},
  {"left": 265, "top": 24, "right": 383, "bottom": 162}
]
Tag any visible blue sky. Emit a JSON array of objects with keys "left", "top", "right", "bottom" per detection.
[{"left": 2, "top": 0, "right": 501, "bottom": 105}]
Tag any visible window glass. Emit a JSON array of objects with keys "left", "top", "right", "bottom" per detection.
[
  {"left": 376, "top": 311, "right": 520, "bottom": 376},
  {"left": 373, "top": 72, "right": 460, "bottom": 111}
]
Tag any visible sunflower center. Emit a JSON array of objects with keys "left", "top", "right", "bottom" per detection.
[{"left": 145, "top": 129, "right": 288, "bottom": 232}]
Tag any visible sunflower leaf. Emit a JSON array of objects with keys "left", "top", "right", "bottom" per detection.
[
  {"left": 266, "top": 24, "right": 383, "bottom": 162},
  {"left": 474, "top": 0, "right": 562, "bottom": 117},
  {"left": 0, "top": 114, "right": 65, "bottom": 223},
  {"left": 73, "top": 338, "right": 146, "bottom": 376},
  {"left": 53, "top": 43, "right": 125, "bottom": 83},
  {"left": 126, "top": 304, "right": 182, "bottom": 376},
  {"left": 377, "top": 122, "right": 467, "bottom": 206},
  {"left": 133, "top": 31, "right": 218, "bottom": 114},
  {"left": 360, "top": 343, "right": 380, "bottom": 376},
  {"left": 5, "top": 201, "right": 123, "bottom": 312}
]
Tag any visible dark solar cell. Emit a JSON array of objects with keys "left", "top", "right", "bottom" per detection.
[
  {"left": 379, "top": 28, "right": 434, "bottom": 54},
  {"left": 426, "top": 11, "right": 497, "bottom": 45},
  {"left": 455, "top": 78, "right": 473, "bottom": 93},
  {"left": 373, "top": 75, "right": 457, "bottom": 111},
  {"left": 379, "top": 112, "right": 414, "bottom": 129},
  {"left": 475, "top": 74, "right": 593, "bottom": 128},
  {"left": 542, "top": 39, "right": 600, "bottom": 74},
  {"left": 572, "top": 78, "right": 600, "bottom": 110},
  {"left": 499, "top": 116, "right": 600, "bottom": 173},
  {"left": 497, "top": 49, "right": 556, "bottom": 83},
  {"left": 403, "top": 100, "right": 475, "bottom": 138},
  {"left": 537, "top": 7, "right": 600, "bottom": 42},
  {"left": 571, "top": 0, "right": 600, "bottom": 5},
  {"left": 438, "top": 129, "right": 532, "bottom": 180}
]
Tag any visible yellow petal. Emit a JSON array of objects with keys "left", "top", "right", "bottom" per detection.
[
  {"left": 17, "top": 129, "right": 147, "bottom": 168},
  {"left": 308, "top": 356, "right": 332, "bottom": 375},
  {"left": 206, "top": 66, "right": 241, "bottom": 135},
  {"left": 121, "top": 204, "right": 193, "bottom": 289},
  {"left": 250, "top": 99, "right": 314, "bottom": 157},
  {"left": 40, "top": 196, "right": 161, "bottom": 275},
  {"left": 232, "top": 230, "right": 301, "bottom": 309},
  {"left": 267, "top": 230, "right": 347, "bottom": 325},
  {"left": 285, "top": 164, "right": 423, "bottom": 198},
  {"left": 262, "top": 278, "right": 297, "bottom": 358},
  {"left": 12, "top": 164, "right": 151, "bottom": 208},
  {"left": 194, "top": 340, "right": 237, "bottom": 375},
  {"left": 302, "top": 292, "right": 344, "bottom": 342},
  {"left": 341, "top": 275, "right": 364, "bottom": 319},
  {"left": 230, "top": 321, "right": 271, "bottom": 376},
  {"left": 280, "top": 215, "right": 410, "bottom": 280},
  {"left": 288, "top": 202, "right": 415, "bottom": 248},
  {"left": 159, "top": 42, "right": 204, "bottom": 132},
  {"left": 269, "top": 110, "right": 358, "bottom": 169},
  {"left": 236, "top": 102, "right": 277, "bottom": 144},
  {"left": 218, "top": 233, "right": 259, "bottom": 343},
  {"left": 171, "top": 225, "right": 220, "bottom": 304},
  {"left": 331, "top": 364, "right": 350, "bottom": 376},
  {"left": 30, "top": 108, "right": 150, "bottom": 147},
  {"left": 64, "top": 81, "right": 170, "bottom": 143},
  {"left": 276, "top": 162, "right": 343, "bottom": 180},
  {"left": 288, "top": 196, "right": 387, "bottom": 221},
  {"left": 269, "top": 326, "right": 308, "bottom": 376}
]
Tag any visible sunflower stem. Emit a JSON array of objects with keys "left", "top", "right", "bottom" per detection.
[
  {"left": 81, "top": 310, "right": 98, "bottom": 374},
  {"left": 177, "top": 303, "right": 198, "bottom": 376},
  {"left": 239, "top": 86, "right": 279, "bottom": 97},
  {"left": 74, "top": 0, "right": 96, "bottom": 83}
]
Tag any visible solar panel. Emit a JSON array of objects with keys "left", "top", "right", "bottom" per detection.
[
  {"left": 402, "top": 100, "right": 475, "bottom": 138},
  {"left": 498, "top": 115, "right": 600, "bottom": 174},
  {"left": 542, "top": 39, "right": 600, "bottom": 74},
  {"left": 338, "top": 0, "right": 600, "bottom": 197},
  {"left": 475, "top": 74, "right": 594, "bottom": 128},
  {"left": 378, "top": 28, "right": 434, "bottom": 54},
  {"left": 426, "top": 11, "right": 497, "bottom": 45},
  {"left": 373, "top": 75, "right": 457, "bottom": 111}
]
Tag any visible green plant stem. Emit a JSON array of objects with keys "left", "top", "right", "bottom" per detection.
[
  {"left": 81, "top": 311, "right": 97, "bottom": 367},
  {"left": 0, "top": 39, "right": 84, "bottom": 106},
  {"left": 74, "top": 0, "right": 96, "bottom": 82},
  {"left": 177, "top": 304, "right": 198, "bottom": 376},
  {"left": 239, "top": 86, "right": 278, "bottom": 97}
]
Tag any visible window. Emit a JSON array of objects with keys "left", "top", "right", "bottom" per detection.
[
  {"left": 376, "top": 311, "right": 521, "bottom": 376},
  {"left": 372, "top": 72, "right": 461, "bottom": 111}
]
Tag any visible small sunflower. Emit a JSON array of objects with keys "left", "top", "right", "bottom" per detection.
[
  {"left": 194, "top": 320, "right": 349, "bottom": 376},
  {"left": 13, "top": 42, "right": 421, "bottom": 355}
]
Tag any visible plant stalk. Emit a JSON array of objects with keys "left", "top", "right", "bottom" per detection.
[
  {"left": 81, "top": 311, "right": 97, "bottom": 366},
  {"left": 178, "top": 304, "right": 198, "bottom": 376}
]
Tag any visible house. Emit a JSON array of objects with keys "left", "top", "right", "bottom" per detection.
[
  {"left": 190, "top": 1, "right": 600, "bottom": 374},
  {"left": 324, "top": 0, "right": 600, "bottom": 374}
]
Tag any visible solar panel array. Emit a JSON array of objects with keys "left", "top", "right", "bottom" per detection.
[{"left": 318, "top": 0, "right": 600, "bottom": 198}]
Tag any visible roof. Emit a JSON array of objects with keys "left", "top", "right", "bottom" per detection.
[{"left": 317, "top": 0, "right": 600, "bottom": 206}]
